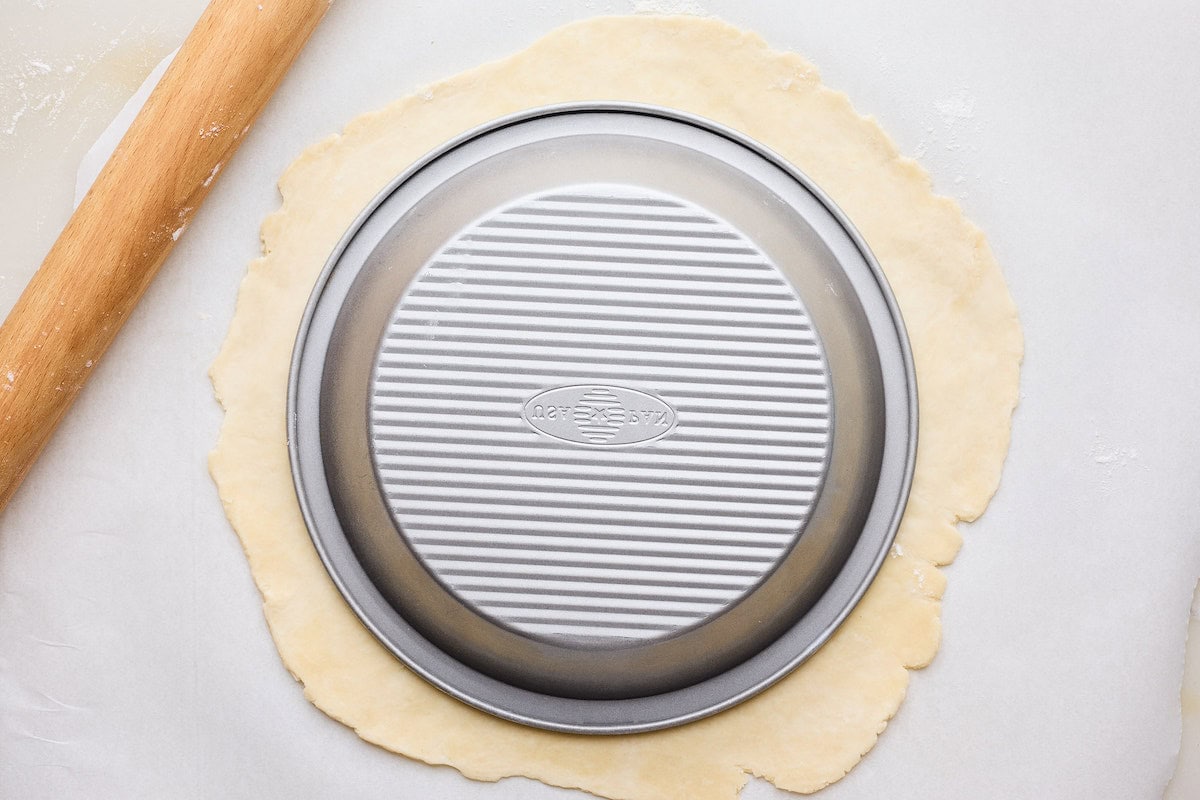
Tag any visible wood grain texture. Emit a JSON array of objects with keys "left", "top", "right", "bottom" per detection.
[{"left": 0, "top": 0, "right": 331, "bottom": 511}]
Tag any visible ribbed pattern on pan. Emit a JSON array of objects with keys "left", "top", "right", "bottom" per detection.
[{"left": 369, "top": 184, "right": 831, "bottom": 642}]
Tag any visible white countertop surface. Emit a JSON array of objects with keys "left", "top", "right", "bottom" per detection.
[{"left": 2, "top": 1, "right": 1199, "bottom": 798}]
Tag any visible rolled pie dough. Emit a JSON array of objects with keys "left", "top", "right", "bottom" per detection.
[{"left": 210, "top": 15, "right": 1022, "bottom": 799}]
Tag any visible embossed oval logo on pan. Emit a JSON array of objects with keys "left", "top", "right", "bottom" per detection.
[{"left": 522, "top": 385, "right": 677, "bottom": 447}]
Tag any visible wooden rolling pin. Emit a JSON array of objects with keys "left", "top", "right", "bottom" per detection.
[{"left": 0, "top": 0, "right": 331, "bottom": 511}]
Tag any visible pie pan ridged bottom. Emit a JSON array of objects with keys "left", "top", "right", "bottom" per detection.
[{"left": 287, "top": 104, "right": 916, "bottom": 734}]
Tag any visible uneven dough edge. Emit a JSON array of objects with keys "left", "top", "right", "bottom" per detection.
[{"left": 209, "top": 15, "right": 1022, "bottom": 800}]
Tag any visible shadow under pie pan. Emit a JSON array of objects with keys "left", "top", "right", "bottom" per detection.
[{"left": 287, "top": 103, "right": 917, "bottom": 734}]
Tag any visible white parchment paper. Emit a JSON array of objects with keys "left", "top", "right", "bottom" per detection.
[{"left": 3, "top": 1, "right": 1198, "bottom": 798}]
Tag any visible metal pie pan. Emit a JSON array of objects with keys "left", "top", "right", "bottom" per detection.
[{"left": 287, "top": 104, "right": 916, "bottom": 734}]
